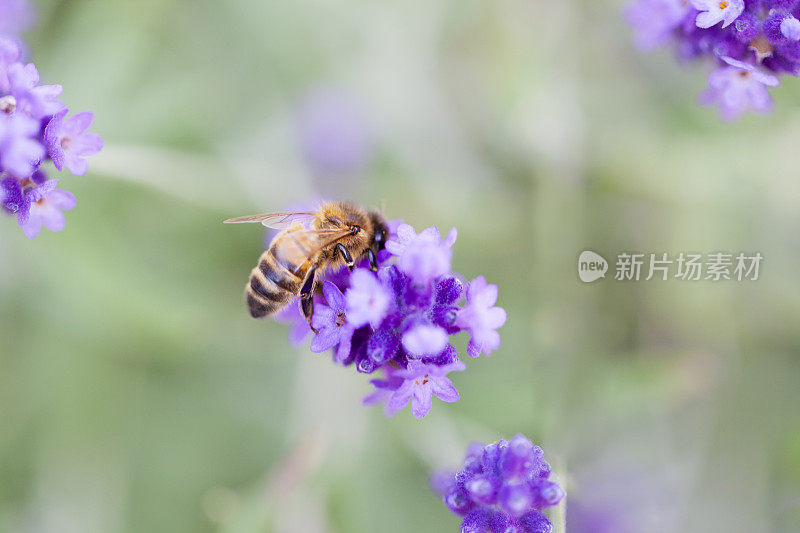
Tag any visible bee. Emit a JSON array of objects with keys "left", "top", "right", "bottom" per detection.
[{"left": 224, "top": 201, "right": 388, "bottom": 329}]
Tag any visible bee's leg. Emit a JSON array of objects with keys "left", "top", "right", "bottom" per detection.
[
  {"left": 300, "top": 266, "right": 318, "bottom": 333},
  {"left": 367, "top": 249, "right": 378, "bottom": 272},
  {"left": 336, "top": 243, "right": 355, "bottom": 270}
]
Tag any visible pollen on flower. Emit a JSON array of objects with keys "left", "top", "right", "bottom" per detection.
[
  {"left": 0, "top": 95, "right": 15, "bottom": 113},
  {"left": 719, "top": 1, "right": 728, "bottom": 8},
  {"left": 749, "top": 37, "right": 773, "bottom": 62}
]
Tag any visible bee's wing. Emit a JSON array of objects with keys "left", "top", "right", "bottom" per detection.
[
  {"left": 273, "top": 227, "right": 352, "bottom": 276},
  {"left": 223, "top": 212, "right": 317, "bottom": 229}
]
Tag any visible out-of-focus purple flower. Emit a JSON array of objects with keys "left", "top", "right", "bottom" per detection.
[
  {"left": 0, "top": 11, "right": 101, "bottom": 239},
  {"left": 625, "top": 0, "right": 691, "bottom": 51},
  {"left": 310, "top": 281, "right": 354, "bottom": 362},
  {"left": 457, "top": 276, "right": 507, "bottom": 358},
  {"left": 6, "top": 62, "right": 63, "bottom": 120},
  {"left": 700, "top": 56, "right": 780, "bottom": 121},
  {"left": 295, "top": 87, "right": 372, "bottom": 174},
  {"left": 0, "top": 112, "right": 44, "bottom": 178},
  {"left": 385, "top": 223, "right": 457, "bottom": 285},
  {"left": 0, "top": 0, "right": 36, "bottom": 39},
  {"left": 44, "top": 109, "right": 102, "bottom": 176},
  {"left": 691, "top": 0, "right": 744, "bottom": 29},
  {"left": 627, "top": 0, "right": 800, "bottom": 119},
  {"left": 18, "top": 178, "right": 76, "bottom": 239},
  {"left": 433, "top": 436, "right": 564, "bottom": 532},
  {"left": 345, "top": 269, "right": 392, "bottom": 328},
  {"left": 0, "top": 38, "right": 20, "bottom": 92},
  {"left": 386, "top": 359, "right": 464, "bottom": 418}
]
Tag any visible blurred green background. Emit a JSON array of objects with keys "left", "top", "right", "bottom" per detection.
[{"left": 1, "top": 1, "right": 799, "bottom": 532}]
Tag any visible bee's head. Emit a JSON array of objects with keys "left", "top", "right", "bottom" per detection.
[{"left": 368, "top": 212, "right": 388, "bottom": 252}]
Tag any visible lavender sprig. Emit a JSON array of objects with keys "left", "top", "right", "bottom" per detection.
[
  {"left": 431, "top": 436, "right": 565, "bottom": 533},
  {"left": 0, "top": 0, "right": 102, "bottom": 239},
  {"left": 278, "top": 221, "right": 507, "bottom": 419},
  {"left": 626, "top": 0, "right": 800, "bottom": 120}
]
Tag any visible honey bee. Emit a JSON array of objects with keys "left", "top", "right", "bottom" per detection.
[{"left": 224, "top": 201, "right": 388, "bottom": 328}]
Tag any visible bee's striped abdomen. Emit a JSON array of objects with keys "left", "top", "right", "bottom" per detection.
[{"left": 245, "top": 250, "right": 303, "bottom": 318}]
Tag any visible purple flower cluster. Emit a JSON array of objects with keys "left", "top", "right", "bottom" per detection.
[
  {"left": 432, "top": 436, "right": 564, "bottom": 533},
  {"left": 0, "top": 1, "right": 102, "bottom": 239},
  {"left": 277, "top": 221, "right": 506, "bottom": 419},
  {"left": 626, "top": 0, "right": 800, "bottom": 120}
]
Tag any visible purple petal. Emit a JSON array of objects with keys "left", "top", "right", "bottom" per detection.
[
  {"left": 20, "top": 212, "right": 41, "bottom": 239},
  {"left": 39, "top": 204, "right": 65, "bottom": 232},
  {"left": 345, "top": 269, "right": 391, "bottom": 329},
  {"left": 310, "top": 327, "right": 340, "bottom": 353},
  {"left": 402, "top": 324, "right": 448, "bottom": 357},
  {"left": 333, "top": 325, "right": 354, "bottom": 363},
  {"left": 431, "top": 376, "right": 460, "bottom": 403},
  {"left": 411, "top": 384, "right": 433, "bottom": 418},
  {"left": 310, "top": 304, "right": 335, "bottom": 330},
  {"left": 484, "top": 307, "right": 507, "bottom": 329},
  {"left": 782, "top": 16, "right": 800, "bottom": 41},
  {"left": 73, "top": 132, "right": 103, "bottom": 156},
  {"left": 362, "top": 387, "right": 389, "bottom": 407},
  {"left": 387, "top": 380, "right": 414, "bottom": 413},
  {"left": 64, "top": 153, "right": 89, "bottom": 176},
  {"left": 62, "top": 111, "right": 93, "bottom": 136},
  {"left": 321, "top": 280, "right": 346, "bottom": 314},
  {"left": 418, "top": 226, "right": 441, "bottom": 242},
  {"left": 47, "top": 189, "right": 76, "bottom": 211},
  {"left": 442, "top": 227, "right": 457, "bottom": 247},
  {"left": 438, "top": 360, "right": 467, "bottom": 374}
]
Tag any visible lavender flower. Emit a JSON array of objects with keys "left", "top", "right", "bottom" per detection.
[
  {"left": 691, "top": 0, "right": 744, "bottom": 29},
  {"left": 0, "top": 2, "right": 102, "bottom": 239},
  {"left": 385, "top": 223, "right": 457, "bottom": 285},
  {"left": 626, "top": 0, "right": 800, "bottom": 120},
  {"left": 275, "top": 220, "right": 506, "bottom": 418},
  {"left": 432, "top": 436, "right": 564, "bottom": 533},
  {"left": 700, "top": 56, "right": 779, "bottom": 120},
  {"left": 18, "top": 178, "right": 76, "bottom": 239},
  {"left": 386, "top": 359, "right": 465, "bottom": 418},
  {"left": 310, "top": 281, "right": 355, "bottom": 363},
  {"left": 346, "top": 268, "right": 392, "bottom": 328},
  {"left": 457, "top": 276, "right": 507, "bottom": 358},
  {"left": 45, "top": 109, "right": 103, "bottom": 176}
]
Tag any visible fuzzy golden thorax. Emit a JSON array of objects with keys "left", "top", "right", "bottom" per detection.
[{"left": 312, "top": 201, "right": 386, "bottom": 270}]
